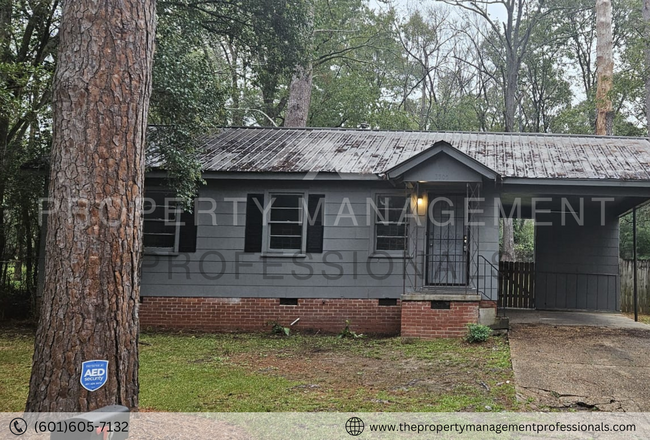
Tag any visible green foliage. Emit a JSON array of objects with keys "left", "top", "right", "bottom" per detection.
[
  {"left": 620, "top": 206, "right": 650, "bottom": 260},
  {"left": 513, "top": 220, "right": 535, "bottom": 262},
  {"left": 268, "top": 321, "right": 291, "bottom": 336},
  {"left": 307, "top": 0, "right": 403, "bottom": 128},
  {"left": 466, "top": 324, "right": 492, "bottom": 344},
  {"left": 337, "top": 320, "right": 364, "bottom": 339},
  {"left": 147, "top": 4, "right": 230, "bottom": 205},
  {"left": 0, "top": 0, "right": 57, "bottom": 312}
]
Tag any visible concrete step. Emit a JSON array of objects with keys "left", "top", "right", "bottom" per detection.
[{"left": 490, "top": 316, "right": 510, "bottom": 330}]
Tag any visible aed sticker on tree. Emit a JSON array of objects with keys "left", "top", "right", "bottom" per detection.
[{"left": 80, "top": 360, "right": 108, "bottom": 392}]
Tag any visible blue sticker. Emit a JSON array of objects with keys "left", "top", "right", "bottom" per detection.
[{"left": 80, "top": 360, "right": 108, "bottom": 392}]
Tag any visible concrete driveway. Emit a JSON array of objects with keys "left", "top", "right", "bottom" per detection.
[{"left": 507, "top": 311, "right": 650, "bottom": 411}]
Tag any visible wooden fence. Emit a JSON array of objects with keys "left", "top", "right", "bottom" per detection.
[
  {"left": 498, "top": 261, "right": 535, "bottom": 309},
  {"left": 620, "top": 259, "right": 650, "bottom": 314}
]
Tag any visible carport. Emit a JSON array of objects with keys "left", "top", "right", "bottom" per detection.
[{"left": 497, "top": 170, "right": 650, "bottom": 315}]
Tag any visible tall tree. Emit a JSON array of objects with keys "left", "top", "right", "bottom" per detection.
[
  {"left": 285, "top": 1, "right": 314, "bottom": 127},
  {"left": 284, "top": 0, "right": 390, "bottom": 127},
  {"left": 444, "top": 0, "right": 561, "bottom": 261},
  {"left": 396, "top": 8, "right": 458, "bottom": 130},
  {"left": 0, "top": 0, "right": 58, "bottom": 301},
  {"left": 26, "top": 0, "right": 156, "bottom": 412},
  {"left": 160, "top": 0, "right": 307, "bottom": 127},
  {"left": 442, "top": 0, "right": 554, "bottom": 132},
  {"left": 595, "top": 0, "right": 614, "bottom": 135},
  {"left": 643, "top": 0, "right": 650, "bottom": 135}
]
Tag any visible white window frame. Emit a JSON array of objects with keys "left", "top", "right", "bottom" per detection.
[
  {"left": 370, "top": 192, "right": 410, "bottom": 257},
  {"left": 262, "top": 191, "right": 308, "bottom": 256},
  {"left": 143, "top": 191, "right": 182, "bottom": 256}
]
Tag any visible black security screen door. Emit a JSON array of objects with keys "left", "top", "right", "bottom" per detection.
[{"left": 426, "top": 194, "right": 468, "bottom": 286}]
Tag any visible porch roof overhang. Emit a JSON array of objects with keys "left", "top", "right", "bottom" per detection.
[
  {"left": 498, "top": 179, "right": 650, "bottom": 218},
  {"left": 381, "top": 141, "right": 500, "bottom": 182}
]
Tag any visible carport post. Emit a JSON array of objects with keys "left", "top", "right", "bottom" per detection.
[{"left": 633, "top": 207, "right": 638, "bottom": 322}]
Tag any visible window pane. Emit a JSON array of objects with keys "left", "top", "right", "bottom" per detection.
[
  {"left": 272, "top": 194, "right": 301, "bottom": 208},
  {"left": 270, "top": 236, "right": 302, "bottom": 250},
  {"left": 145, "top": 206, "right": 177, "bottom": 222},
  {"left": 143, "top": 233, "right": 176, "bottom": 249},
  {"left": 268, "top": 194, "right": 304, "bottom": 251},
  {"left": 270, "top": 208, "right": 301, "bottom": 222},
  {"left": 377, "top": 196, "right": 407, "bottom": 210},
  {"left": 376, "top": 237, "right": 406, "bottom": 251},
  {"left": 376, "top": 209, "right": 407, "bottom": 223},
  {"left": 143, "top": 220, "right": 177, "bottom": 235},
  {"left": 270, "top": 223, "right": 302, "bottom": 236},
  {"left": 376, "top": 224, "right": 405, "bottom": 238},
  {"left": 143, "top": 190, "right": 179, "bottom": 251},
  {"left": 374, "top": 195, "right": 408, "bottom": 252}
]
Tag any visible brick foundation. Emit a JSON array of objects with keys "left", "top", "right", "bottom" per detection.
[
  {"left": 140, "top": 296, "right": 483, "bottom": 338},
  {"left": 140, "top": 297, "right": 402, "bottom": 336},
  {"left": 400, "top": 301, "right": 479, "bottom": 338}
]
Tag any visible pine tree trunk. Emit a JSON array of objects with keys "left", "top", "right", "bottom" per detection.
[
  {"left": 284, "top": 64, "right": 313, "bottom": 127},
  {"left": 501, "top": 51, "right": 518, "bottom": 260},
  {"left": 595, "top": 0, "right": 614, "bottom": 135},
  {"left": 25, "top": 0, "right": 156, "bottom": 412},
  {"left": 504, "top": 56, "right": 518, "bottom": 133},
  {"left": 501, "top": 218, "right": 516, "bottom": 262}
]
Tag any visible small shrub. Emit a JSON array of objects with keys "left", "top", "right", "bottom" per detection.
[
  {"left": 466, "top": 323, "right": 492, "bottom": 343},
  {"left": 338, "top": 320, "right": 363, "bottom": 339},
  {"left": 268, "top": 321, "right": 290, "bottom": 336}
]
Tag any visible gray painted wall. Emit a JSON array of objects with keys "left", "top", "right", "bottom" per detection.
[
  {"left": 37, "top": 175, "right": 621, "bottom": 310},
  {"left": 141, "top": 179, "right": 500, "bottom": 300},
  {"left": 142, "top": 180, "right": 409, "bottom": 299},
  {"left": 402, "top": 154, "right": 483, "bottom": 183},
  {"left": 535, "top": 212, "right": 620, "bottom": 311}
]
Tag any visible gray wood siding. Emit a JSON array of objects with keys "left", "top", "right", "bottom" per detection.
[
  {"left": 141, "top": 180, "right": 500, "bottom": 300},
  {"left": 535, "top": 213, "right": 619, "bottom": 311},
  {"left": 141, "top": 180, "right": 410, "bottom": 299}
]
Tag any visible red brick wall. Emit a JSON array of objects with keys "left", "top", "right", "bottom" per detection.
[
  {"left": 140, "top": 297, "right": 402, "bottom": 335},
  {"left": 400, "top": 301, "right": 479, "bottom": 338},
  {"left": 140, "top": 297, "right": 483, "bottom": 338}
]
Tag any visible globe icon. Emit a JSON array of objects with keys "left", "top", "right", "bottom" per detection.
[{"left": 345, "top": 417, "right": 365, "bottom": 436}]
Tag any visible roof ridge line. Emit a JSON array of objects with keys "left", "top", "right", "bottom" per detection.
[{"left": 217, "top": 126, "right": 650, "bottom": 142}]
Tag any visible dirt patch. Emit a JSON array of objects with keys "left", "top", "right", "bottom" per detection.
[
  {"left": 219, "top": 336, "right": 516, "bottom": 411},
  {"left": 509, "top": 324, "right": 650, "bottom": 411},
  {"left": 230, "top": 350, "right": 470, "bottom": 393}
]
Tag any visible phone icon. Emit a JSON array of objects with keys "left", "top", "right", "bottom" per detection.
[{"left": 9, "top": 417, "right": 27, "bottom": 436}]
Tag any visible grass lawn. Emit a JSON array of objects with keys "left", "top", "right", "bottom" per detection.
[{"left": 0, "top": 327, "right": 517, "bottom": 412}]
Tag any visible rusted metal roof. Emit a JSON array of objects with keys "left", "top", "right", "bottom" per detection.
[{"left": 195, "top": 127, "right": 650, "bottom": 181}]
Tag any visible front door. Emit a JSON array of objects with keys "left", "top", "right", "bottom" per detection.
[{"left": 426, "top": 194, "right": 468, "bottom": 285}]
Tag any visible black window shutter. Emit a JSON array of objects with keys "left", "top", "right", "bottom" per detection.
[
  {"left": 178, "top": 200, "right": 197, "bottom": 253},
  {"left": 306, "top": 194, "right": 325, "bottom": 253},
  {"left": 245, "top": 194, "right": 264, "bottom": 252}
]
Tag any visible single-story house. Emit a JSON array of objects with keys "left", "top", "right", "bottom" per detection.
[{"left": 39, "top": 128, "right": 650, "bottom": 337}]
